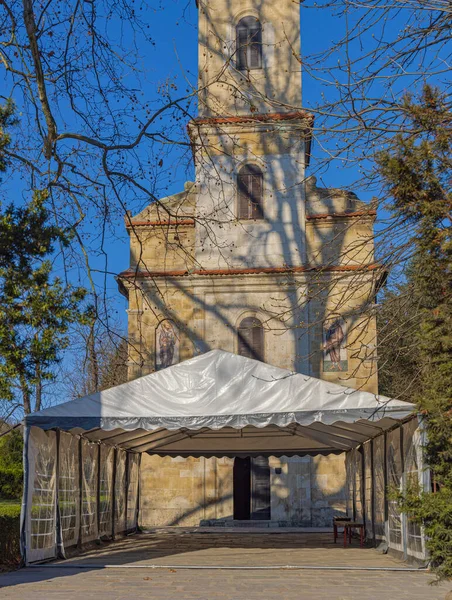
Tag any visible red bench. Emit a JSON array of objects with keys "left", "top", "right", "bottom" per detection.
[{"left": 333, "top": 519, "right": 365, "bottom": 548}]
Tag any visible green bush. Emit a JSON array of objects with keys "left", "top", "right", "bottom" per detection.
[
  {"left": 0, "top": 503, "right": 21, "bottom": 566},
  {"left": 0, "top": 429, "right": 23, "bottom": 500},
  {"left": 0, "top": 466, "right": 23, "bottom": 500}
]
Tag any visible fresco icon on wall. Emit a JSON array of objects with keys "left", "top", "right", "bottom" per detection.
[
  {"left": 322, "top": 316, "right": 348, "bottom": 372},
  {"left": 156, "top": 319, "right": 179, "bottom": 370}
]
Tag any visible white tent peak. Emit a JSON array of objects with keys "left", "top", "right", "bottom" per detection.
[{"left": 26, "top": 349, "right": 414, "bottom": 434}]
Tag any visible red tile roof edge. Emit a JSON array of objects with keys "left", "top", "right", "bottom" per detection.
[
  {"left": 189, "top": 111, "right": 314, "bottom": 127},
  {"left": 126, "top": 219, "right": 195, "bottom": 228},
  {"left": 119, "top": 264, "right": 382, "bottom": 279},
  {"left": 306, "top": 210, "right": 377, "bottom": 221}
]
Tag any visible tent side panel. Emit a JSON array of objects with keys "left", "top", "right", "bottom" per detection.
[
  {"left": 58, "top": 432, "right": 80, "bottom": 552},
  {"left": 81, "top": 440, "right": 99, "bottom": 543},
  {"left": 354, "top": 449, "right": 363, "bottom": 522},
  {"left": 403, "top": 418, "right": 426, "bottom": 560},
  {"left": 99, "top": 444, "right": 114, "bottom": 538},
  {"left": 372, "top": 435, "right": 385, "bottom": 541},
  {"left": 345, "top": 451, "right": 354, "bottom": 518},
  {"left": 387, "top": 428, "right": 403, "bottom": 553},
  {"left": 115, "top": 449, "right": 127, "bottom": 534},
  {"left": 25, "top": 427, "right": 58, "bottom": 564},
  {"left": 126, "top": 453, "right": 140, "bottom": 532},
  {"left": 363, "top": 441, "right": 373, "bottom": 540}
]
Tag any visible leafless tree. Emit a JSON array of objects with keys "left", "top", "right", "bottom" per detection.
[{"left": 0, "top": 0, "right": 449, "bottom": 411}]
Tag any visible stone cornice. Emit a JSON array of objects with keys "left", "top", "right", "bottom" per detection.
[
  {"left": 126, "top": 219, "right": 195, "bottom": 229},
  {"left": 306, "top": 211, "right": 377, "bottom": 221},
  {"left": 190, "top": 110, "right": 314, "bottom": 128},
  {"left": 119, "top": 263, "right": 383, "bottom": 280}
]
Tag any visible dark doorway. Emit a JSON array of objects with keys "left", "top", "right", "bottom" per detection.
[
  {"left": 233, "top": 457, "right": 271, "bottom": 520},
  {"left": 233, "top": 457, "right": 251, "bottom": 520}
]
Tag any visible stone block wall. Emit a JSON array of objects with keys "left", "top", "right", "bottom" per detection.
[
  {"left": 139, "top": 454, "right": 346, "bottom": 528},
  {"left": 139, "top": 455, "right": 234, "bottom": 528}
]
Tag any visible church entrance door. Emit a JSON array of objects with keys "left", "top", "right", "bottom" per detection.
[{"left": 233, "top": 457, "right": 271, "bottom": 520}]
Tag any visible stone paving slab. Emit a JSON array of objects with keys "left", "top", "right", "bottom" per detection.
[
  {"left": 1, "top": 531, "right": 451, "bottom": 599},
  {"left": 1, "top": 566, "right": 451, "bottom": 600},
  {"left": 55, "top": 530, "right": 421, "bottom": 568}
]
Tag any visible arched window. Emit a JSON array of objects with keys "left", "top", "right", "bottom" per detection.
[
  {"left": 236, "top": 16, "right": 262, "bottom": 71},
  {"left": 238, "top": 317, "right": 264, "bottom": 361},
  {"left": 237, "top": 164, "right": 264, "bottom": 220}
]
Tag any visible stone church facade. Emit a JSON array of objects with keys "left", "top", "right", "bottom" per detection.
[{"left": 119, "top": 0, "right": 379, "bottom": 527}]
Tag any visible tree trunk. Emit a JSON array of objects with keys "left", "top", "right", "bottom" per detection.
[
  {"left": 22, "top": 0, "right": 58, "bottom": 158},
  {"left": 20, "top": 376, "right": 31, "bottom": 415},
  {"left": 87, "top": 325, "right": 99, "bottom": 394},
  {"left": 35, "top": 362, "right": 42, "bottom": 412}
]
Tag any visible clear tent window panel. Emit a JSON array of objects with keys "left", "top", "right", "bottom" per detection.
[
  {"left": 99, "top": 444, "right": 114, "bottom": 538},
  {"left": 364, "top": 442, "right": 373, "bottom": 539},
  {"left": 126, "top": 453, "right": 140, "bottom": 531},
  {"left": 403, "top": 419, "right": 424, "bottom": 558},
  {"left": 373, "top": 435, "right": 385, "bottom": 540},
  {"left": 354, "top": 450, "right": 363, "bottom": 521},
  {"left": 115, "top": 450, "right": 127, "bottom": 534},
  {"left": 81, "top": 440, "right": 99, "bottom": 543},
  {"left": 27, "top": 428, "right": 57, "bottom": 562},
  {"left": 345, "top": 450, "right": 354, "bottom": 518},
  {"left": 387, "top": 429, "right": 403, "bottom": 550},
  {"left": 58, "top": 432, "right": 80, "bottom": 549}
]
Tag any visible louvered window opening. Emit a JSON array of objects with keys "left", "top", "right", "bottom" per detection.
[
  {"left": 238, "top": 165, "right": 264, "bottom": 220},
  {"left": 238, "top": 317, "right": 264, "bottom": 362},
  {"left": 236, "top": 17, "right": 262, "bottom": 71}
]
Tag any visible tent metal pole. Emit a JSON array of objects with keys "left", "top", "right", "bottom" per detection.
[
  {"left": 360, "top": 445, "right": 366, "bottom": 534},
  {"left": 352, "top": 450, "right": 356, "bottom": 522},
  {"left": 400, "top": 425, "right": 407, "bottom": 560},
  {"left": 125, "top": 452, "right": 129, "bottom": 533},
  {"left": 20, "top": 425, "right": 31, "bottom": 566},
  {"left": 77, "top": 437, "right": 83, "bottom": 549},
  {"left": 111, "top": 448, "right": 117, "bottom": 540},
  {"left": 78, "top": 437, "right": 83, "bottom": 549},
  {"left": 55, "top": 429, "right": 64, "bottom": 558},
  {"left": 96, "top": 443, "right": 101, "bottom": 540},
  {"left": 136, "top": 454, "right": 142, "bottom": 532},
  {"left": 370, "top": 438, "right": 376, "bottom": 543},
  {"left": 383, "top": 432, "right": 388, "bottom": 543}
]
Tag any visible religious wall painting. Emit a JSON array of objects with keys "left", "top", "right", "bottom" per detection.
[
  {"left": 322, "top": 316, "right": 348, "bottom": 372},
  {"left": 156, "top": 319, "right": 179, "bottom": 370}
]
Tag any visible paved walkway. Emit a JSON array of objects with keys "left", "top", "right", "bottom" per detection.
[{"left": 1, "top": 531, "right": 451, "bottom": 599}]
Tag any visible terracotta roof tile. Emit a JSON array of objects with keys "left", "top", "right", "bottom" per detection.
[
  {"left": 119, "top": 264, "right": 382, "bottom": 280},
  {"left": 306, "top": 211, "right": 377, "bottom": 221},
  {"left": 190, "top": 111, "right": 314, "bottom": 127},
  {"left": 127, "top": 219, "right": 195, "bottom": 228}
]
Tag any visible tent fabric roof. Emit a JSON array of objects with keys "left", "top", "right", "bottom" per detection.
[{"left": 25, "top": 350, "right": 415, "bottom": 457}]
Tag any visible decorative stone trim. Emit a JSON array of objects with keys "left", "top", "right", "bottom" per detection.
[
  {"left": 306, "top": 211, "right": 377, "bottom": 221},
  {"left": 126, "top": 219, "right": 195, "bottom": 228},
  {"left": 190, "top": 110, "right": 314, "bottom": 127},
  {"left": 118, "top": 263, "right": 383, "bottom": 279}
]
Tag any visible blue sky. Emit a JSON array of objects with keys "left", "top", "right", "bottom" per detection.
[{"left": 4, "top": 0, "right": 445, "bottom": 332}]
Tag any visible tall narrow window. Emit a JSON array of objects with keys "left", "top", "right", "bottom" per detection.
[
  {"left": 238, "top": 317, "right": 264, "bottom": 362},
  {"left": 237, "top": 164, "right": 264, "bottom": 220},
  {"left": 236, "top": 16, "right": 262, "bottom": 71}
]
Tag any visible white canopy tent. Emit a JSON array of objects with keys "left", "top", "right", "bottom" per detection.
[
  {"left": 21, "top": 350, "right": 425, "bottom": 565},
  {"left": 25, "top": 350, "right": 414, "bottom": 456}
]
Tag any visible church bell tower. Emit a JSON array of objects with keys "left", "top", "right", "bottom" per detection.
[
  {"left": 122, "top": 0, "right": 378, "bottom": 530},
  {"left": 197, "top": 0, "right": 303, "bottom": 116}
]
